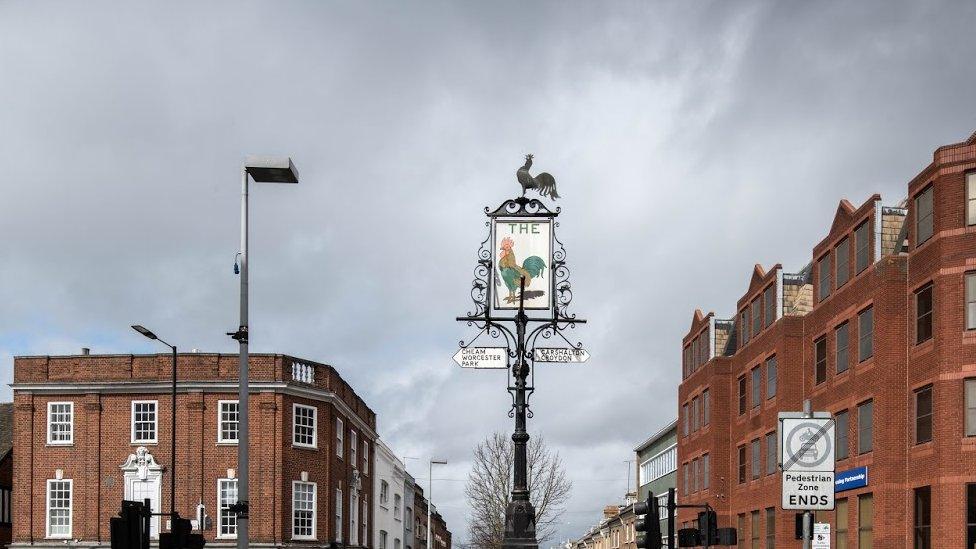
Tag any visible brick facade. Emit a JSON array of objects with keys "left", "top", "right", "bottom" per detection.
[
  {"left": 11, "top": 353, "right": 376, "bottom": 549},
  {"left": 677, "top": 132, "right": 976, "bottom": 547}
]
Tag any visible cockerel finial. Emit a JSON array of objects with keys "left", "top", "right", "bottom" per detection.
[{"left": 515, "top": 154, "right": 559, "bottom": 200}]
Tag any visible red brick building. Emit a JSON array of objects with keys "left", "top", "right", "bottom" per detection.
[
  {"left": 11, "top": 353, "right": 376, "bottom": 549},
  {"left": 678, "top": 131, "right": 976, "bottom": 548},
  {"left": 0, "top": 402, "right": 13, "bottom": 548},
  {"left": 429, "top": 511, "right": 450, "bottom": 549}
]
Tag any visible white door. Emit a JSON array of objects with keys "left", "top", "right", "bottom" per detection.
[{"left": 126, "top": 477, "right": 161, "bottom": 538}]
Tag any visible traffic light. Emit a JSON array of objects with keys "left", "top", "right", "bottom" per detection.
[
  {"left": 676, "top": 528, "right": 701, "bottom": 547},
  {"left": 111, "top": 500, "right": 151, "bottom": 549},
  {"left": 714, "top": 528, "right": 737, "bottom": 546},
  {"left": 160, "top": 515, "right": 206, "bottom": 549},
  {"left": 634, "top": 493, "right": 662, "bottom": 549},
  {"left": 697, "top": 510, "right": 717, "bottom": 545}
]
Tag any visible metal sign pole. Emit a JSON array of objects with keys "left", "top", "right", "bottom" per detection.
[
  {"left": 802, "top": 399, "right": 812, "bottom": 549},
  {"left": 667, "top": 488, "right": 675, "bottom": 549}
]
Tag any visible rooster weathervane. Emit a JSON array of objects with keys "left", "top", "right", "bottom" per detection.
[{"left": 516, "top": 154, "right": 560, "bottom": 199}]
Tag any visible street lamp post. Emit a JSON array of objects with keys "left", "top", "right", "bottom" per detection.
[
  {"left": 130, "top": 325, "right": 179, "bottom": 521},
  {"left": 227, "top": 156, "right": 299, "bottom": 549},
  {"left": 427, "top": 460, "right": 447, "bottom": 549}
]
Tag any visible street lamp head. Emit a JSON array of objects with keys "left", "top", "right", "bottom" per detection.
[
  {"left": 431, "top": 460, "right": 448, "bottom": 465},
  {"left": 244, "top": 156, "right": 299, "bottom": 184},
  {"left": 131, "top": 325, "right": 158, "bottom": 340}
]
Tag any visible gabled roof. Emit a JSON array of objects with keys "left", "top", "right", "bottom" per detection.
[
  {"left": 749, "top": 264, "right": 767, "bottom": 292},
  {"left": 634, "top": 419, "right": 678, "bottom": 452},
  {"left": 828, "top": 199, "right": 857, "bottom": 236},
  {"left": 817, "top": 195, "right": 882, "bottom": 252}
]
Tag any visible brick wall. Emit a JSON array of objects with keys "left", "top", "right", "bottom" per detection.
[
  {"left": 677, "top": 132, "right": 976, "bottom": 547},
  {"left": 12, "top": 353, "right": 376, "bottom": 549}
]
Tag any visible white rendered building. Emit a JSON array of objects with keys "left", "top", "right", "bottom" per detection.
[{"left": 373, "top": 439, "right": 407, "bottom": 549}]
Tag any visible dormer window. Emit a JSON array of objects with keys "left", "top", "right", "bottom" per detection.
[
  {"left": 818, "top": 254, "right": 831, "bottom": 301},
  {"left": 740, "top": 311, "right": 750, "bottom": 344},
  {"left": 836, "top": 237, "right": 850, "bottom": 287},
  {"left": 855, "top": 221, "right": 871, "bottom": 273},
  {"left": 751, "top": 298, "right": 761, "bottom": 337},
  {"left": 763, "top": 284, "right": 776, "bottom": 328}
]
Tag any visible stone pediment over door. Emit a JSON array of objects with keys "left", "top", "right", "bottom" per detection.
[{"left": 120, "top": 446, "right": 163, "bottom": 538}]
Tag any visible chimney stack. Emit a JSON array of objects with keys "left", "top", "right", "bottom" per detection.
[{"left": 81, "top": 347, "right": 90, "bottom": 355}]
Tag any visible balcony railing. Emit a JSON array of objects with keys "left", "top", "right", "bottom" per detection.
[{"left": 292, "top": 360, "right": 315, "bottom": 384}]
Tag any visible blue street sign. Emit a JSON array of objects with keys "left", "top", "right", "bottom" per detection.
[{"left": 835, "top": 466, "right": 868, "bottom": 492}]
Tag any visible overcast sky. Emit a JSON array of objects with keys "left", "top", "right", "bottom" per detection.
[{"left": 2, "top": 0, "right": 976, "bottom": 545}]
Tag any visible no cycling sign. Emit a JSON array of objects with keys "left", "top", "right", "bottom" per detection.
[{"left": 779, "top": 414, "right": 835, "bottom": 511}]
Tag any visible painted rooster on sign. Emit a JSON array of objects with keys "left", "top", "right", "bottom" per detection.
[
  {"left": 516, "top": 154, "right": 560, "bottom": 199},
  {"left": 498, "top": 236, "right": 547, "bottom": 303}
]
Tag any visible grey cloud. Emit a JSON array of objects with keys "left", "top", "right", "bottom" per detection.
[{"left": 2, "top": 0, "right": 975, "bottom": 544}]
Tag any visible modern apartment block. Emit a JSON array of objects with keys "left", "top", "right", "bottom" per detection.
[
  {"left": 677, "top": 131, "right": 976, "bottom": 547},
  {"left": 12, "top": 352, "right": 376, "bottom": 549},
  {"left": 635, "top": 421, "right": 676, "bottom": 548}
]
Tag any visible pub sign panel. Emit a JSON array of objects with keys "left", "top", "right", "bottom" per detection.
[{"left": 493, "top": 218, "right": 552, "bottom": 310}]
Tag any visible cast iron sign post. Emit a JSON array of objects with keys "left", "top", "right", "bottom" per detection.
[{"left": 456, "top": 157, "right": 585, "bottom": 549}]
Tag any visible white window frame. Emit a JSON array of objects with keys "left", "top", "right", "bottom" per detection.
[
  {"left": 638, "top": 443, "right": 677, "bottom": 486},
  {"left": 131, "top": 400, "right": 158, "bottom": 444},
  {"left": 217, "top": 400, "right": 239, "bottom": 444},
  {"left": 362, "top": 440, "right": 369, "bottom": 473},
  {"left": 968, "top": 172, "right": 976, "bottom": 226},
  {"left": 336, "top": 417, "right": 344, "bottom": 459},
  {"left": 292, "top": 480, "right": 317, "bottom": 540},
  {"left": 394, "top": 493, "right": 402, "bottom": 521},
  {"left": 47, "top": 402, "right": 74, "bottom": 446},
  {"left": 361, "top": 495, "right": 368, "bottom": 546},
  {"left": 966, "top": 272, "right": 976, "bottom": 331},
  {"left": 335, "top": 487, "right": 343, "bottom": 542},
  {"left": 380, "top": 530, "right": 388, "bottom": 549},
  {"left": 380, "top": 480, "right": 389, "bottom": 506},
  {"left": 217, "top": 478, "right": 238, "bottom": 539},
  {"left": 351, "top": 430, "right": 358, "bottom": 464},
  {"left": 293, "top": 404, "right": 318, "bottom": 449},
  {"left": 45, "top": 478, "right": 72, "bottom": 539},
  {"left": 350, "top": 490, "right": 359, "bottom": 545}
]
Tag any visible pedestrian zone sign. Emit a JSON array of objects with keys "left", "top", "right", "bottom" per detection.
[
  {"left": 782, "top": 472, "right": 834, "bottom": 510},
  {"left": 779, "top": 414, "right": 835, "bottom": 511},
  {"left": 780, "top": 417, "right": 835, "bottom": 472}
]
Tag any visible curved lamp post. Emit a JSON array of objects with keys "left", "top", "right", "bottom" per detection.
[{"left": 130, "top": 324, "right": 179, "bottom": 522}]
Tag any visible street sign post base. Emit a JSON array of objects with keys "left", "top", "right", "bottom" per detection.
[{"left": 502, "top": 499, "right": 538, "bottom": 549}]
